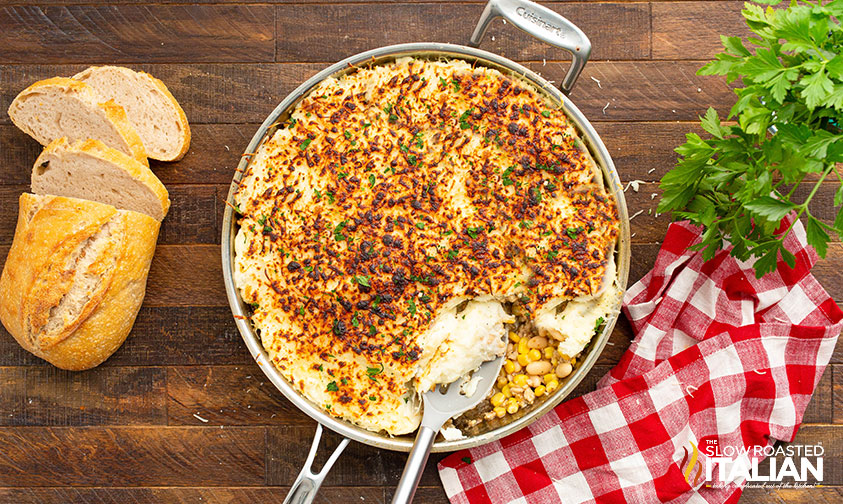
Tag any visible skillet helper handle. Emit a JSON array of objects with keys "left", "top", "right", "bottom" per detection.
[
  {"left": 283, "top": 424, "right": 350, "bottom": 504},
  {"left": 390, "top": 425, "right": 438, "bottom": 504},
  {"left": 469, "top": 0, "right": 591, "bottom": 94}
]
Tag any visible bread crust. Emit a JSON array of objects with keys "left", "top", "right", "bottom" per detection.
[
  {"left": 7, "top": 77, "right": 149, "bottom": 167},
  {"left": 0, "top": 194, "right": 160, "bottom": 370},
  {"left": 74, "top": 66, "right": 191, "bottom": 162},
  {"left": 34, "top": 137, "right": 171, "bottom": 220}
]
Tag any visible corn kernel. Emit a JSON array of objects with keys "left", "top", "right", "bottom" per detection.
[
  {"left": 496, "top": 376, "right": 508, "bottom": 388},
  {"left": 517, "top": 354, "right": 530, "bottom": 367},
  {"left": 517, "top": 339, "right": 529, "bottom": 354},
  {"left": 509, "top": 331, "right": 520, "bottom": 343},
  {"left": 543, "top": 347, "right": 555, "bottom": 360},
  {"left": 546, "top": 380, "right": 559, "bottom": 393},
  {"left": 506, "top": 402, "right": 519, "bottom": 415},
  {"left": 491, "top": 392, "right": 506, "bottom": 407},
  {"left": 504, "top": 359, "right": 515, "bottom": 374},
  {"left": 502, "top": 385, "right": 512, "bottom": 397},
  {"left": 534, "top": 385, "right": 547, "bottom": 397},
  {"left": 528, "top": 349, "right": 542, "bottom": 362},
  {"left": 513, "top": 374, "right": 528, "bottom": 387},
  {"left": 543, "top": 373, "right": 556, "bottom": 384},
  {"left": 506, "top": 397, "right": 519, "bottom": 408},
  {"left": 551, "top": 357, "right": 558, "bottom": 366},
  {"left": 494, "top": 406, "right": 506, "bottom": 418}
]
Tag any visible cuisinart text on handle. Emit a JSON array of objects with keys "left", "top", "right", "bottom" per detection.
[{"left": 516, "top": 7, "right": 567, "bottom": 40}]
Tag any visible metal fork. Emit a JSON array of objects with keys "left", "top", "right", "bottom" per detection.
[{"left": 391, "top": 356, "right": 505, "bottom": 504}]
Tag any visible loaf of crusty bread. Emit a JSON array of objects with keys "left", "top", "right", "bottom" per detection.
[
  {"left": 0, "top": 193, "right": 160, "bottom": 370},
  {"left": 32, "top": 137, "right": 170, "bottom": 221},
  {"left": 7, "top": 77, "right": 149, "bottom": 167},
  {"left": 74, "top": 66, "right": 191, "bottom": 162}
]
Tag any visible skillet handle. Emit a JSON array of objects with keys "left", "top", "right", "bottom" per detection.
[
  {"left": 469, "top": 0, "right": 591, "bottom": 94},
  {"left": 390, "top": 425, "right": 438, "bottom": 504},
  {"left": 283, "top": 424, "right": 350, "bottom": 504}
]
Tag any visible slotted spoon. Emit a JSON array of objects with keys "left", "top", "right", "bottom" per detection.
[{"left": 391, "top": 355, "right": 505, "bottom": 503}]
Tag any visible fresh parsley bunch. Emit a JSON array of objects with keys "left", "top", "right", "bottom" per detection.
[{"left": 658, "top": 0, "right": 843, "bottom": 277}]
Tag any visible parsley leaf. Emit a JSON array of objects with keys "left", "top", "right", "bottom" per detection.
[
  {"left": 326, "top": 381, "right": 338, "bottom": 392},
  {"left": 660, "top": 0, "right": 843, "bottom": 278}
]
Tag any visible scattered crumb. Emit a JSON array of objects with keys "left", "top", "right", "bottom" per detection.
[
  {"left": 225, "top": 145, "right": 230, "bottom": 151},
  {"left": 629, "top": 209, "right": 644, "bottom": 221},
  {"left": 623, "top": 180, "right": 643, "bottom": 192},
  {"left": 697, "top": 88, "right": 702, "bottom": 93},
  {"left": 590, "top": 76, "right": 602, "bottom": 88},
  {"left": 503, "top": 19, "right": 507, "bottom": 24},
  {"left": 193, "top": 413, "right": 209, "bottom": 423},
  {"left": 631, "top": 232, "right": 637, "bottom": 238},
  {"left": 491, "top": 36, "right": 496, "bottom": 41},
  {"left": 542, "top": 58, "right": 546, "bottom": 67},
  {"left": 672, "top": 109, "right": 677, "bottom": 113},
  {"left": 685, "top": 385, "right": 698, "bottom": 398},
  {"left": 647, "top": 168, "right": 656, "bottom": 174},
  {"left": 602, "top": 102, "right": 610, "bottom": 114},
  {"left": 650, "top": 193, "right": 658, "bottom": 200}
]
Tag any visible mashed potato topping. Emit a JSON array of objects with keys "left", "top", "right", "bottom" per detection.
[{"left": 233, "top": 58, "right": 620, "bottom": 435}]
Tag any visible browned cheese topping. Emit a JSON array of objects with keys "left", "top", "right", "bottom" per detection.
[{"left": 233, "top": 58, "right": 619, "bottom": 434}]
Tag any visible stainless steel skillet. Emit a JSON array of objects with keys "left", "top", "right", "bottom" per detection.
[{"left": 221, "top": 0, "right": 631, "bottom": 501}]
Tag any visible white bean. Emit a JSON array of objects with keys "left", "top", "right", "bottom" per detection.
[
  {"left": 526, "top": 360, "right": 552, "bottom": 376},
  {"left": 555, "top": 362, "right": 573, "bottom": 378},
  {"left": 526, "top": 336, "right": 548, "bottom": 349}
]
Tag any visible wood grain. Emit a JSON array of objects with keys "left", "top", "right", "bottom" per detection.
[
  {"left": 0, "top": 427, "right": 265, "bottom": 486},
  {"left": 0, "top": 486, "right": 390, "bottom": 504},
  {"left": 0, "top": 63, "right": 323, "bottom": 125},
  {"left": 0, "top": 5, "right": 275, "bottom": 64},
  {"left": 653, "top": 2, "right": 747, "bottom": 60},
  {"left": 167, "top": 364, "right": 312, "bottom": 426},
  {"left": 834, "top": 365, "right": 843, "bottom": 424},
  {"left": 1, "top": 61, "right": 736, "bottom": 125},
  {"left": 266, "top": 424, "right": 448, "bottom": 487},
  {"left": 0, "top": 367, "right": 166, "bottom": 426},
  {"left": 276, "top": 3, "right": 650, "bottom": 62}
]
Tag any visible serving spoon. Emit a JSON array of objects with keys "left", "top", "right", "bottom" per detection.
[{"left": 391, "top": 355, "right": 505, "bottom": 504}]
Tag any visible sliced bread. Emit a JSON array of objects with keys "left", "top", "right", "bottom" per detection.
[
  {"left": 7, "top": 77, "right": 149, "bottom": 167},
  {"left": 0, "top": 193, "right": 160, "bottom": 370},
  {"left": 74, "top": 66, "right": 191, "bottom": 162},
  {"left": 32, "top": 138, "right": 170, "bottom": 221}
]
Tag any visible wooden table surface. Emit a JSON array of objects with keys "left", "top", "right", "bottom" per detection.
[{"left": 0, "top": 1, "right": 841, "bottom": 502}]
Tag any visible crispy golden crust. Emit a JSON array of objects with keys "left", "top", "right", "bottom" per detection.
[
  {"left": 99, "top": 99, "right": 149, "bottom": 167},
  {"left": 234, "top": 58, "right": 619, "bottom": 433},
  {"left": 0, "top": 194, "right": 160, "bottom": 370}
]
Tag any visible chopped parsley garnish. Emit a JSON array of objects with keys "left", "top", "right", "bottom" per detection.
[
  {"left": 458, "top": 108, "right": 474, "bottom": 130},
  {"left": 352, "top": 314, "right": 360, "bottom": 327},
  {"left": 408, "top": 154, "right": 418, "bottom": 165},
  {"left": 547, "top": 249, "right": 559, "bottom": 260},
  {"left": 326, "top": 381, "right": 338, "bottom": 392},
  {"left": 414, "top": 132, "right": 424, "bottom": 149},
  {"left": 366, "top": 363, "right": 384, "bottom": 381},
  {"left": 299, "top": 138, "right": 312, "bottom": 150},
  {"left": 344, "top": 130, "right": 351, "bottom": 139},
  {"left": 462, "top": 456, "right": 472, "bottom": 464},
  {"left": 566, "top": 226, "right": 583, "bottom": 240},
  {"left": 399, "top": 141, "right": 409, "bottom": 153},
  {"left": 439, "top": 76, "right": 447, "bottom": 87},
  {"left": 541, "top": 110, "right": 551, "bottom": 118},
  {"left": 407, "top": 298, "right": 417, "bottom": 315},
  {"left": 341, "top": 378, "right": 348, "bottom": 385},
  {"left": 502, "top": 165, "right": 515, "bottom": 186},
  {"left": 368, "top": 174, "right": 376, "bottom": 187},
  {"left": 466, "top": 226, "right": 484, "bottom": 240},
  {"left": 369, "top": 325, "right": 377, "bottom": 336},
  {"left": 354, "top": 275, "right": 371, "bottom": 287},
  {"left": 519, "top": 220, "right": 534, "bottom": 229},
  {"left": 333, "top": 221, "right": 347, "bottom": 241},
  {"left": 451, "top": 78, "right": 461, "bottom": 91},
  {"left": 415, "top": 222, "right": 425, "bottom": 230},
  {"left": 594, "top": 316, "right": 605, "bottom": 332},
  {"left": 369, "top": 395, "right": 377, "bottom": 401},
  {"left": 447, "top": 249, "right": 458, "bottom": 259}
]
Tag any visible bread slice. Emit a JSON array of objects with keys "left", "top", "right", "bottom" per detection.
[
  {"left": 7, "top": 77, "right": 149, "bottom": 167},
  {"left": 32, "top": 138, "right": 170, "bottom": 221},
  {"left": 0, "top": 193, "right": 160, "bottom": 370},
  {"left": 74, "top": 66, "right": 191, "bottom": 162}
]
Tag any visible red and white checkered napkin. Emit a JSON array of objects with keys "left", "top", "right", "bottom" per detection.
[{"left": 439, "top": 218, "right": 843, "bottom": 504}]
